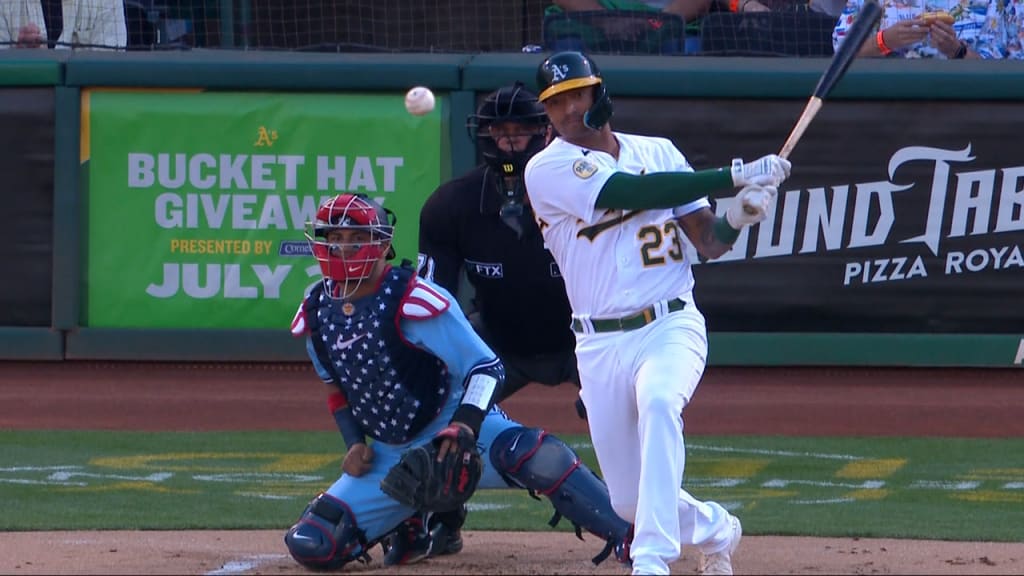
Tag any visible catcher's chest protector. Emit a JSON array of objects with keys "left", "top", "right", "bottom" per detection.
[{"left": 306, "top": 268, "right": 448, "bottom": 443}]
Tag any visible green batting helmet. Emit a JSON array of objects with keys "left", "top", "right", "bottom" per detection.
[{"left": 535, "top": 51, "right": 613, "bottom": 130}]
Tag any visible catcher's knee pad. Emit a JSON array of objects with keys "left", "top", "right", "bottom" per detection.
[
  {"left": 490, "top": 427, "right": 631, "bottom": 555},
  {"left": 284, "top": 492, "right": 369, "bottom": 570}
]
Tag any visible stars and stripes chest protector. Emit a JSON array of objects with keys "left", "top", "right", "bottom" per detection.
[{"left": 305, "top": 268, "right": 449, "bottom": 444}]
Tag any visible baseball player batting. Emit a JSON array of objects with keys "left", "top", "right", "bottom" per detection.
[{"left": 524, "top": 51, "right": 790, "bottom": 576}]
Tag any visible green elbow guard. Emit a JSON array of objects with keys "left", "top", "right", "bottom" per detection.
[{"left": 595, "top": 169, "right": 734, "bottom": 211}]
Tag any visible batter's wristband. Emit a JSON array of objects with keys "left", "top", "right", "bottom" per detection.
[{"left": 713, "top": 216, "right": 742, "bottom": 244}]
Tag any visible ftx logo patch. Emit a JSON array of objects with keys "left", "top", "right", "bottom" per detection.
[{"left": 466, "top": 260, "right": 503, "bottom": 278}]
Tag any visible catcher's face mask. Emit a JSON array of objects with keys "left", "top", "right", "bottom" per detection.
[{"left": 305, "top": 193, "right": 396, "bottom": 299}]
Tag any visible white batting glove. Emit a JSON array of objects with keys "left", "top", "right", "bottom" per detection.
[
  {"left": 730, "top": 155, "right": 791, "bottom": 188},
  {"left": 726, "top": 183, "right": 777, "bottom": 229}
]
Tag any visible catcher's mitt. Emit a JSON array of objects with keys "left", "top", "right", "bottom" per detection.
[{"left": 380, "top": 424, "right": 482, "bottom": 513}]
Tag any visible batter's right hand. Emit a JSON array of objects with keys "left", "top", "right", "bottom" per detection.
[
  {"left": 342, "top": 442, "right": 374, "bottom": 477},
  {"left": 730, "top": 155, "right": 791, "bottom": 188}
]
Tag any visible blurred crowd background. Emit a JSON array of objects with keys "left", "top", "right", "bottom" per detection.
[{"left": 0, "top": 0, "right": 889, "bottom": 57}]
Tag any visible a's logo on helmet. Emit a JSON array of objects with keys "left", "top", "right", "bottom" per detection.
[
  {"left": 548, "top": 63, "right": 570, "bottom": 82},
  {"left": 502, "top": 163, "right": 515, "bottom": 174},
  {"left": 572, "top": 158, "right": 598, "bottom": 179}
]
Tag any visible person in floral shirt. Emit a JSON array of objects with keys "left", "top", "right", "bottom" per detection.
[
  {"left": 832, "top": 0, "right": 1016, "bottom": 58},
  {"left": 1005, "top": 0, "right": 1024, "bottom": 57}
]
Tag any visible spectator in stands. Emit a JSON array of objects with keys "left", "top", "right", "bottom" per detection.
[
  {"left": 716, "top": 0, "right": 821, "bottom": 14},
  {"left": 0, "top": 0, "right": 127, "bottom": 50},
  {"left": 833, "top": 0, "right": 1008, "bottom": 59},
  {"left": 1006, "top": 0, "right": 1024, "bottom": 58},
  {"left": 718, "top": 0, "right": 769, "bottom": 13},
  {"left": 810, "top": 0, "right": 845, "bottom": 17},
  {"left": 697, "top": 0, "right": 838, "bottom": 57},
  {"left": 718, "top": 0, "right": 854, "bottom": 16},
  {"left": 553, "top": 0, "right": 712, "bottom": 23},
  {"left": 546, "top": 0, "right": 708, "bottom": 54}
]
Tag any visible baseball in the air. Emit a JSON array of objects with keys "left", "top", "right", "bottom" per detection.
[{"left": 404, "top": 86, "right": 435, "bottom": 116}]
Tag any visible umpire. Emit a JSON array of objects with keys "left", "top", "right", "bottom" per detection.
[{"left": 417, "top": 82, "right": 582, "bottom": 406}]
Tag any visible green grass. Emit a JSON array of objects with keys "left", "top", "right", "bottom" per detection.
[{"left": 2, "top": 430, "right": 1022, "bottom": 541}]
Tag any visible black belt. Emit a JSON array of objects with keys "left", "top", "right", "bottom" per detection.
[{"left": 572, "top": 298, "right": 686, "bottom": 334}]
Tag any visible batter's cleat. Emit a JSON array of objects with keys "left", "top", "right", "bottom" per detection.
[
  {"left": 697, "top": 514, "right": 742, "bottom": 576},
  {"left": 382, "top": 516, "right": 433, "bottom": 566},
  {"left": 429, "top": 521, "right": 464, "bottom": 556}
]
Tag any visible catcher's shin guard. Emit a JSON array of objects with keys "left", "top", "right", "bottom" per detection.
[
  {"left": 490, "top": 426, "right": 631, "bottom": 564},
  {"left": 284, "top": 492, "right": 372, "bottom": 570}
]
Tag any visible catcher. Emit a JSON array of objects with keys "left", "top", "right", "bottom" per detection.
[{"left": 284, "top": 193, "right": 632, "bottom": 571}]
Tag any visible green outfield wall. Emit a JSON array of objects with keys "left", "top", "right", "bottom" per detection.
[{"left": 0, "top": 51, "right": 1021, "bottom": 367}]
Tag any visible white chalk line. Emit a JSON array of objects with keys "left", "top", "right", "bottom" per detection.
[
  {"left": 206, "top": 553, "right": 288, "bottom": 575},
  {"left": 689, "top": 443, "right": 863, "bottom": 461}
]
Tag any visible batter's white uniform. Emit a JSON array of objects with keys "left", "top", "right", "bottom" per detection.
[{"left": 525, "top": 132, "right": 735, "bottom": 576}]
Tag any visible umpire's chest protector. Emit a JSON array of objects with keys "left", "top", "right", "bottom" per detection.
[{"left": 305, "top": 267, "right": 449, "bottom": 444}]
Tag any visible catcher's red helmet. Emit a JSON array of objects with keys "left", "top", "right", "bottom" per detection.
[{"left": 305, "top": 194, "right": 396, "bottom": 284}]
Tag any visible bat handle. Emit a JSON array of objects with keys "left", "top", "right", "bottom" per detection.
[{"left": 778, "top": 131, "right": 801, "bottom": 162}]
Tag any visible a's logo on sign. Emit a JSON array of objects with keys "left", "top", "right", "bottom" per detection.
[
  {"left": 573, "top": 158, "right": 598, "bottom": 179},
  {"left": 466, "top": 260, "right": 503, "bottom": 278},
  {"left": 254, "top": 126, "right": 278, "bottom": 147}
]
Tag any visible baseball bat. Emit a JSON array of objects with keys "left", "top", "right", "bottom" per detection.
[
  {"left": 743, "top": 0, "right": 882, "bottom": 214},
  {"left": 780, "top": 0, "right": 881, "bottom": 160}
]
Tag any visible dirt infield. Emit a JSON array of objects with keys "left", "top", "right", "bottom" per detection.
[
  {"left": 2, "top": 361, "right": 1023, "bottom": 575},
  {"left": 4, "top": 530, "right": 1023, "bottom": 575}
]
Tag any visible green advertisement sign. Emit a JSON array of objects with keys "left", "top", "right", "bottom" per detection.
[{"left": 84, "top": 89, "right": 444, "bottom": 328}]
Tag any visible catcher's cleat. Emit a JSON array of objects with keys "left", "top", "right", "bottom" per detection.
[
  {"left": 614, "top": 524, "right": 634, "bottom": 566},
  {"left": 382, "top": 516, "right": 433, "bottom": 566},
  {"left": 429, "top": 521, "right": 464, "bottom": 556}
]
